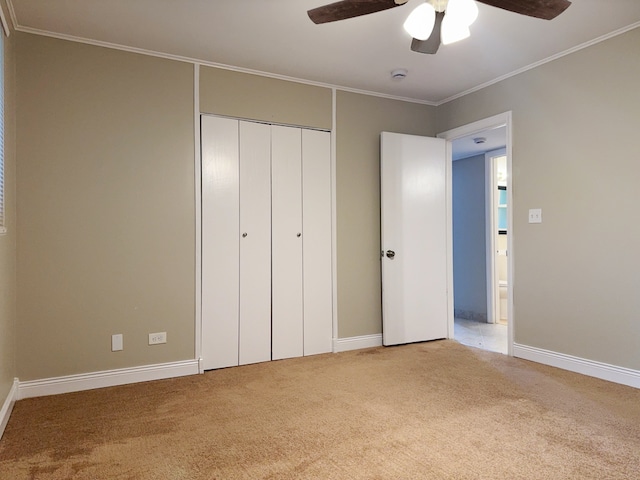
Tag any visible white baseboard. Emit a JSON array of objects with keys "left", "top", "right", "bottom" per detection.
[
  {"left": 0, "top": 378, "right": 19, "bottom": 439},
  {"left": 333, "top": 334, "right": 383, "bottom": 353},
  {"left": 513, "top": 343, "right": 640, "bottom": 389},
  {"left": 18, "top": 359, "right": 200, "bottom": 400}
]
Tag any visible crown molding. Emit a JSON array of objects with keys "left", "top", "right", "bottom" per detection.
[
  {"left": 6, "top": 2, "right": 640, "bottom": 110},
  {"left": 5, "top": 0, "right": 16, "bottom": 31},
  {"left": 10, "top": 23, "right": 437, "bottom": 107},
  {"left": 0, "top": 0, "right": 11, "bottom": 36},
  {"left": 436, "top": 21, "right": 640, "bottom": 106}
]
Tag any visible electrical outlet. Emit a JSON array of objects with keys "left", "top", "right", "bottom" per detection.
[
  {"left": 149, "top": 332, "right": 167, "bottom": 345},
  {"left": 112, "top": 334, "right": 123, "bottom": 352}
]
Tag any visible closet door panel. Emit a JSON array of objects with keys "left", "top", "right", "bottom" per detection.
[
  {"left": 302, "top": 130, "right": 333, "bottom": 356},
  {"left": 201, "top": 116, "right": 240, "bottom": 370},
  {"left": 271, "top": 125, "right": 304, "bottom": 360},
  {"left": 239, "top": 121, "right": 272, "bottom": 365}
]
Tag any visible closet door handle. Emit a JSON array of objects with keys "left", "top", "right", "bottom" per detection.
[
  {"left": 242, "top": 232, "right": 248, "bottom": 238},
  {"left": 297, "top": 233, "right": 302, "bottom": 237},
  {"left": 386, "top": 250, "right": 395, "bottom": 259}
]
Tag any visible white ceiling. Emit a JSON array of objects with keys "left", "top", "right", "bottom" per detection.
[{"left": 7, "top": 0, "right": 640, "bottom": 104}]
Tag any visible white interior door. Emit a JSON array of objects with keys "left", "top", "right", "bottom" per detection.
[
  {"left": 238, "top": 121, "right": 272, "bottom": 365},
  {"left": 271, "top": 125, "right": 304, "bottom": 360},
  {"left": 201, "top": 116, "right": 240, "bottom": 369},
  {"left": 380, "top": 132, "right": 449, "bottom": 346}
]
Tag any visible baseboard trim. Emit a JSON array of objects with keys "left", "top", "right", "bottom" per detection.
[
  {"left": 18, "top": 359, "right": 200, "bottom": 400},
  {"left": 333, "top": 334, "right": 383, "bottom": 353},
  {"left": 0, "top": 379, "right": 19, "bottom": 439},
  {"left": 513, "top": 343, "right": 640, "bottom": 389}
]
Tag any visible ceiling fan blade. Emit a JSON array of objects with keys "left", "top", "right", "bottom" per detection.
[
  {"left": 308, "top": 0, "right": 405, "bottom": 24},
  {"left": 410, "top": 11, "right": 444, "bottom": 55},
  {"left": 477, "top": 0, "right": 571, "bottom": 20}
]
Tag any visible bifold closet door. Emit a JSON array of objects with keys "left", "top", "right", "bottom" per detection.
[
  {"left": 202, "top": 117, "right": 333, "bottom": 369},
  {"left": 271, "top": 126, "right": 304, "bottom": 360},
  {"left": 302, "top": 129, "right": 333, "bottom": 356},
  {"left": 238, "top": 121, "right": 272, "bottom": 365},
  {"left": 201, "top": 117, "right": 272, "bottom": 370},
  {"left": 201, "top": 115, "right": 240, "bottom": 370}
]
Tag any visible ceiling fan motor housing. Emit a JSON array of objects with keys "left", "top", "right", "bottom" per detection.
[{"left": 430, "top": 0, "right": 450, "bottom": 13}]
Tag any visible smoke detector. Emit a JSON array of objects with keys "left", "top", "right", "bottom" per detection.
[
  {"left": 391, "top": 69, "right": 408, "bottom": 80},
  {"left": 473, "top": 137, "right": 487, "bottom": 144}
]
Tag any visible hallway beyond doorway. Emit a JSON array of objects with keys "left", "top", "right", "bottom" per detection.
[{"left": 454, "top": 317, "right": 507, "bottom": 354}]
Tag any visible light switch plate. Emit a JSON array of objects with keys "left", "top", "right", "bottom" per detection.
[
  {"left": 111, "top": 334, "right": 123, "bottom": 351},
  {"left": 528, "top": 208, "right": 542, "bottom": 224}
]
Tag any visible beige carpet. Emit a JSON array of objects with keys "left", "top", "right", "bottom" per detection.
[{"left": 1, "top": 340, "right": 639, "bottom": 479}]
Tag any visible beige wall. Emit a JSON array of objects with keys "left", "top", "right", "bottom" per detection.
[
  {"left": 12, "top": 26, "right": 640, "bottom": 382},
  {"left": 438, "top": 27, "right": 640, "bottom": 370},
  {"left": 336, "top": 91, "right": 437, "bottom": 337},
  {"left": 0, "top": 10, "right": 17, "bottom": 401},
  {"left": 16, "top": 34, "right": 195, "bottom": 380},
  {"left": 200, "top": 66, "right": 332, "bottom": 130}
]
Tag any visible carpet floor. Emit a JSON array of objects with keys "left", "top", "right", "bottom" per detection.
[{"left": 1, "top": 340, "right": 639, "bottom": 479}]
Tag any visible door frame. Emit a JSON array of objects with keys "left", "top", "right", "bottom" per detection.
[
  {"left": 438, "top": 112, "right": 514, "bottom": 355},
  {"left": 486, "top": 147, "right": 507, "bottom": 325}
]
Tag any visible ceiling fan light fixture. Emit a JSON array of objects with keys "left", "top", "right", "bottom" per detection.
[
  {"left": 446, "top": 0, "right": 479, "bottom": 27},
  {"left": 441, "top": 10, "right": 471, "bottom": 45},
  {"left": 403, "top": 3, "right": 436, "bottom": 41}
]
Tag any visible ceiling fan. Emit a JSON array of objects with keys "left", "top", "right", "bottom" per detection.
[{"left": 308, "top": 0, "right": 571, "bottom": 54}]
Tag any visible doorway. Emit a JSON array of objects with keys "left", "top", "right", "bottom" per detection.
[
  {"left": 487, "top": 148, "right": 508, "bottom": 327},
  {"left": 438, "top": 113, "right": 513, "bottom": 355}
]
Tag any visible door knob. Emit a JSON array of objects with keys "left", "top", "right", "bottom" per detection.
[
  {"left": 242, "top": 233, "right": 248, "bottom": 238},
  {"left": 297, "top": 233, "right": 302, "bottom": 237},
  {"left": 386, "top": 250, "right": 395, "bottom": 259}
]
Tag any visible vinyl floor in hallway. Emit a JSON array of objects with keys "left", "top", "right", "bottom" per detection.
[{"left": 454, "top": 317, "right": 507, "bottom": 354}]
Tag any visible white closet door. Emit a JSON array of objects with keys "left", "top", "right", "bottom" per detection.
[
  {"left": 302, "top": 129, "right": 333, "bottom": 356},
  {"left": 239, "top": 121, "right": 272, "bottom": 365},
  {"left": 201, "top": 116, "right": 240, "bottom": 370},
  {"left": 271, "top": 125, "right": 304, "bottom": 360}
]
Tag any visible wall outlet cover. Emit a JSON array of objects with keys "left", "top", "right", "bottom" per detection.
[{"left": 149, "top": 332, "right": 167, "bottom": 345}]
